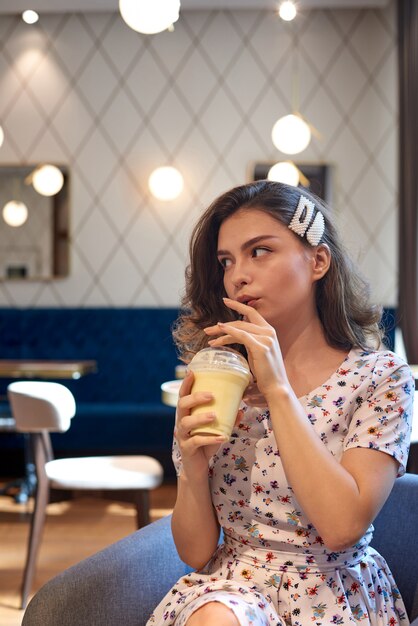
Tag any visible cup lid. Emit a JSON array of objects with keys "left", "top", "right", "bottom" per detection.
[{"left": 189, "top": 347, "right": 251, "bottom": 377}]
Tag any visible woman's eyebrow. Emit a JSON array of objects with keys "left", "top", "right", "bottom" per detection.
[{"left": 217, "top": 235, "right": 280, "bottom": 256}]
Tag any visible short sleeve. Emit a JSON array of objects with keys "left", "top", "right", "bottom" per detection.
[
  {"left": 343, "top": 352, "right": 414, "bottom": 476},
  {"left": 172, "top": 430, "right": 183, "bottom": 477}
]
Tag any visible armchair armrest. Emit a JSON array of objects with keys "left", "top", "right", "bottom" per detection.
[{"left": 22, "top": 515, "right": 191, "bottom": 626}]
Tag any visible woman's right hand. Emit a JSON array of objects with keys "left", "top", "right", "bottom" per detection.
[{"left": 175, "top": 370, "right": 226, "bottom": 479}]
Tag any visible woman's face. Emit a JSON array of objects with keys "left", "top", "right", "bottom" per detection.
[{"left": 216, "top": 208, "right": 326, "bottom": 330}]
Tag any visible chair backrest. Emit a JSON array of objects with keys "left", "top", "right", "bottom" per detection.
[
  {"left": 370, "top": 473, "right": 418, "bottom": 621},
  {"left": 8, "top": 381, "right": 76, "bottom": 433}
]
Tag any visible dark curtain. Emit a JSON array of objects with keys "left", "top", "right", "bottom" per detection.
[{"left": 398, "top": 0, "right": 418, "bottom": 362}]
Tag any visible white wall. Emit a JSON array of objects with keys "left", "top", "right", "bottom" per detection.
[{"left": 0, "top": 1, "right": 398, "bottom": 307}]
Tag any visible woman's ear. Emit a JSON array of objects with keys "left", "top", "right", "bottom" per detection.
[{"left": 312, "top": 244, "right": 331, "bottom": 281}]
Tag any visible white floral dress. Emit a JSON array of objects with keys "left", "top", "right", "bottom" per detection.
[{"left": 147, "top": 349, "right": 413, "bottom": 626}]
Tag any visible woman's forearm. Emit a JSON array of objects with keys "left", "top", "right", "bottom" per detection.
[{"left": 171, "top": 472, "right": 220, "bottom": 569}]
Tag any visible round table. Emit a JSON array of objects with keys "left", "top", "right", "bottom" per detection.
[{"left": 161, "top": 379, "right": 182, "bottom": 407}]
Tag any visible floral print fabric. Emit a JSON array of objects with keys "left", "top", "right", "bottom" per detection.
[{"left": 147, "top": 349, "right": 413, "bottom": 626}]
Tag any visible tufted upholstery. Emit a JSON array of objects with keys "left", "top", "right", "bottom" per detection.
[
  {"left": 0, "top": 308, "right": 179, "bottom": 476},
  {"left": 0, "top": 306, "right": 397, "bottom": 478}
]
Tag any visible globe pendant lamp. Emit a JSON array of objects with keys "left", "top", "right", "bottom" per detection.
[
  {"left": 271, "top": 113, "right": 311, "bottom": 155},
  {"left": 148, "top": 166, "right": 184, "bottom": 200},
  {"left": 2, "top": 200, "right": 28, "bottom": 227},
  {"left": 32, "top": 164, "right": 64, "bottom": 196},
  {"left": 267, "top": 161, "right": 300, "bottom": 186},
  {"left": 119, "top": 0, "right": 180, "bottom": 35},
  {"left": 0, "top": 125, "right": 4, "bottom": 148}
]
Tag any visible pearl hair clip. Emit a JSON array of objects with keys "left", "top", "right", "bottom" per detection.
[{"left": 288, "top": 195, "right": 325, "bottom": 246}]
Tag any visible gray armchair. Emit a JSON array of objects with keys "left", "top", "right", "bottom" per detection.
[{"left": 22, "top": 473, "right": 418, "bottom": 626}]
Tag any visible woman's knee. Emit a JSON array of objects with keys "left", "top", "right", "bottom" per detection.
[{"left": 185, "top": 601, "right": 240, "bottom": 626}]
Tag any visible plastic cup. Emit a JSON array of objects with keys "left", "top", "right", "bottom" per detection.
[{"left": 189, "top": 347, "right": 251, "bottom": 438}]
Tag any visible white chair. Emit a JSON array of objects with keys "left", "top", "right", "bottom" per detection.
[{"left": 7, "top": 380, "right": 164, "bottom": 609}]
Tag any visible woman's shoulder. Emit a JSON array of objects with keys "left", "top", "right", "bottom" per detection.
[{"left": 348, "top": 346, "right": 413, "bottom": 381}]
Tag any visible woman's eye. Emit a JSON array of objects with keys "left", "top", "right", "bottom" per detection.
[
  {"left": 252, "top": 247, "right": 270, "bottom": 258},
  {"left": 219, "top": 257, "right": 232, "bottom": 268}
]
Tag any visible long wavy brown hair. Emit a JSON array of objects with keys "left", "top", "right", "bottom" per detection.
[{"left": 173, "top": 180, "right": 383, "bottom": 363}]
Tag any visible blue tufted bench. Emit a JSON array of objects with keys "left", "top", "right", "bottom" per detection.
[
  {"left": 0, "top": 308, "right": 180, "bottom": 477},
  {"left": 0, "top": 306, "right": 398, "bottom": 479}
]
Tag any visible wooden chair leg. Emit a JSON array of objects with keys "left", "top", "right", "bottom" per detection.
[
  {"left": 133, "top": 489, "right": 150, "bottom": 529},
  {"left": 21, "top": 442, "right": 50, "bottom": 609}
]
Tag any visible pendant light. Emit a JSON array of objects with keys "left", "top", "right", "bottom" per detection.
[
  {"left": 271, "top": 18, "right": 318, "bottom": 156},
  {"left": 278, "top": 1, "right": 297, "bottom": 22},
  {"left": 2, "top": 200, "right": 28, "bottom": 227},
  {"left": 271, "top": 114, "right": 311, "bottom": 155},
  {"left": 267, "top": 161, "right": 310, "bottom": 188},
  {"left": 31, "top": 164, "right": 64, "bottom": 196},
  {"left": 148, "top": 166, "right": 184, "bottom": 201},
  {"left": 267, "top": 161, "right": 300, "bottom": 186},
  {"left": 119, "top": 0, "right": 180, "bottom": 35},
  {"left": 22, "top": 10, "right": 39, "bottom": 24},
  {"left": 0, "top": 125, "right": 4, "bottom": 148}
]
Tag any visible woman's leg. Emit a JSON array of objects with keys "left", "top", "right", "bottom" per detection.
[{"left": 185, "top": 601, "right": 240, "bottom": 626}]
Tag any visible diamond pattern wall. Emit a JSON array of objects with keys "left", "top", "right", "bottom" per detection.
[{"left": 0, "top": 1, "right": 397, "bottom": 307}]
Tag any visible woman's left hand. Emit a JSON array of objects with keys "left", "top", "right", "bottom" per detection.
[{"left": 204, "top": 297, "right": 289, "bottom": 398}]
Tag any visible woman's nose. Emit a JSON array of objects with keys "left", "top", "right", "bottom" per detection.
[{"left": 230, "top": 261, "right": 251, "bottom": 287}]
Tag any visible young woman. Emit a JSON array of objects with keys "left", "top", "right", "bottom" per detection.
[{"left": 147, "top": 180, "right": 413, "bottom": 626}]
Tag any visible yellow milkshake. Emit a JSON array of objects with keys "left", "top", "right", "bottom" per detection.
[{"left": 189, "top": 347, "right": 251, "bottom": 438}]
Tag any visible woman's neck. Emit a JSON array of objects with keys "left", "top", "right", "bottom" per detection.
[
  {"left": 274, "top": 315, "right": 349, "bottom": 398},
  {"left": 275, "top": 312, "right": 328, "bottom": 361}
]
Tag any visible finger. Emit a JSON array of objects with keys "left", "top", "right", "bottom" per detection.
[
  {"left": 208, "top": 325, "right": 266, "bottom": 348},
  {"left": 207, "top": 333, "right": 237, "bottom": 346},
  {"left": 178, "top": 411, "right": 216, "bottom": 436},
  {"left": 177, "top": 391, "right": 214, "bottom": 414},
  {"left": 204, "top": 320, "right": 271, "bottom": 337},
  {"left": 179, "top": 370, "right": 194, "bottom": 397},
  {"left": 234, "top": 408, "right": 244, "bottom": 426},
  {"left": 182, "top": 433, "right": 227, "bottom": 450},
  {"left": 223, "top": 297, "right": 269, "bottom": 324}
]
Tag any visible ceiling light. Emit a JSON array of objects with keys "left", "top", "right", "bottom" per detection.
[
  {"left": 22, "top": 10, "right": 39, "bottom": 24},
  {"left": 32, "top": 164, "right": 64, "bottom": 196},
  {"left": 278, "top": 1, "right": 297, "bottom": 21},
  {"left": 268, "top": 161, "right": 300, "bottom": 186},
  {"left": 148, "top": 166, "right": 184, "bottom": 201},
  {"left": 271, "top": 113, "right": 311, "bottom": 155},
  {"left": 119, "top": 0, "right": 180, "bottom": 35},
  {"left": 0, "top": 125, "right": 4, "bottom": 148},
  {"left": 2, "top": 201, "right": 29, "bottom": 227}
]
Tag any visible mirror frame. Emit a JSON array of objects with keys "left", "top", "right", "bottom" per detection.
[{"left": 0, "top": 163, "right": 70, "bottom": 281}]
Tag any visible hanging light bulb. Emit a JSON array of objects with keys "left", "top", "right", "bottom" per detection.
[
  {"left": 22, "top": 10, "right": 39, "bottom": 24},
  {"left": 119, "top": 0, "right": 180, "bottom": 35},
  {"left": 149, "top": 166, "right": 184, "bottom": 200},
  {"left": 0, "top": 125, "right": 4, "bottom": 148},
  {"left": 2, "top": 201, "right": 28, "bottom": 227},
  {"left": 278, "top": 1, "right": 297, "bottom": 21},
  {"left": 268, "top": 161, "right": 300, "bottom": 186},
  {"left": 32, "top": 164, "right": 64, "bottom": 196},
  {"left": 271, "top": 113, "right": 311, "bottom": 155}
]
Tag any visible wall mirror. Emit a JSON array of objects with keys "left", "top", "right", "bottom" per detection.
[{"left": 0, "top": 164, "right": 69, "bottom": 280}]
